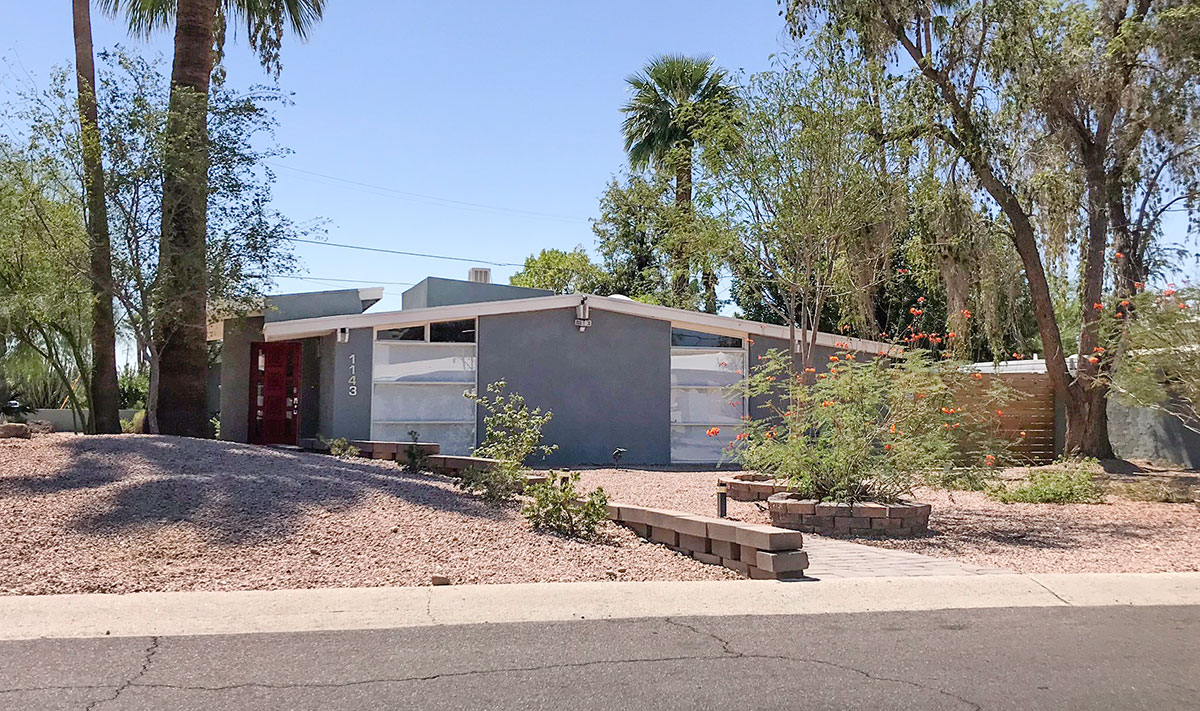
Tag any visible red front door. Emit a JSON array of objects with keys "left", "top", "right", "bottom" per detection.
[{"left": 249, "top": 341, "right": 302, "bottom": 445}]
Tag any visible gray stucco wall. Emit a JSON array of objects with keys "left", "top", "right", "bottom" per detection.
[
  {"left": 264, "top": 289, "right": 371, "bottom": 323},
  {"left": 477, "top": 307, "right": 671, "bottom": 466},
  {"left": 1108, "top": 399, "right": 1200, "bottom": 468},
  {"left": 747, "top": 335, "right": 837, "bottom": 418},
  {"left": 321, "top": 327, "right": 374, "bottom": 442},
  {"left": 402, "top": 277, "right": 552, "bottom": 310},
  {"left": 218, "top": 316, "right": 265, "bottom": 442}
]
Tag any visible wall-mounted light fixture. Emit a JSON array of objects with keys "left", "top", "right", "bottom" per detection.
[
  {"left": 575, "top": 295, "right": 591, "bottom": 332},
  {"left": 336, "top": 327, "right": 350, "bottom": 343}
]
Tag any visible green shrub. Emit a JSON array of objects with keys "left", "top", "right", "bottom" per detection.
[
  {"left": 117, "top": 367, "right": 148, "bottom": 409},
  {"left": 323, "top": 436, "right": 360, "bottom": 459},
  {"left": 403, "top": 429, "right": 430, "bottom": 472},
  {"left": 1112, "top": 479, "right": 1197, "bottom": 503},
  {"left": 522, "top": 472, "right": 609, "bottom": 540},
  {"left": 457, "top": 464, "right": 525, "bottom": 502},
  {"left": 466, "top": 380, "right": 557, "bottom": 465},
  {"left": 120, "top": 410, "right": 146, "bottom": 434},
  {"left": 459, "top": 381, "right": 557, "bottom": 502},
  {"left": 990, "top": 461, "right": 1105, "bottom": 504},
  {"left": 729, "top": 349, "right": 1013, "bottom": 504}
]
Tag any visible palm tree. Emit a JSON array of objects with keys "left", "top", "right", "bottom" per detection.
[
  {"left": 103, "top": 0, "right": 325, "bottom": 437},
  {"left": 72, "top": 0, "right": 121, "bottom": 434},
  {"left": 621, "top": 54, "right": 734, "bottom": 312}
]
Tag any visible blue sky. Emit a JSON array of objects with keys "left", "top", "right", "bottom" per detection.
[{"left": 2, "top": 1, "right": 790, "bottom": 312}]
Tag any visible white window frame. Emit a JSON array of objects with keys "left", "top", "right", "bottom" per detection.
[
  {"left": 369, "top": 319, "right": 478, "bottom": 453},
  {"left": 669, "top": 339, "right": 748, "bottom": 464}
]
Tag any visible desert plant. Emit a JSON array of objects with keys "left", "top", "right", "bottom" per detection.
[
  {"left": 990, "top": 459, "right": 1106, "bottom": 504},
  {"left": 1112, "top": 479, "right": 1197, "bottom": 504},
  {"left": 522, "top": 472, "right": 609, "bottom": 540},
  {"left": 727, "top": 348, "right": 1012, "bottom": 503},
  {"left": 120, "top": 410, "right": 146, "bottom": 434},
  {"left": 457, "top": 464, "right": 525, "bottom": 503},
  {"left": 323, "top": 437, "right": 359, "bottom": 460},
  {"left": 466, "top": 380, "right": 557, "bottom": 465},
  {"left": 403, "top": 429, "right": 430, "bottom": 472}
]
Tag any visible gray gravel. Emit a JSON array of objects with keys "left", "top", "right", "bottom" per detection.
[
  {"left": 0, "top": 435, "right": 735, "bottom": 596},
  {"left": 576, "top": 467, "right": 1200, "bottom": 574}
]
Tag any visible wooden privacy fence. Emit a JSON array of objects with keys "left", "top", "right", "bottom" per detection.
[{"left": 980, "top": 372, "right": 1059, "bottom": 464}]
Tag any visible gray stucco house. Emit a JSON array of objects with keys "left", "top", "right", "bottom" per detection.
[{"left": 210, "top": 273, "right": 889, "bottom": 466}]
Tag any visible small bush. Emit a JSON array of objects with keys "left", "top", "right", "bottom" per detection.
[
  {"left": 522, "top": 472, "right": 609, "bottom": 540},
  {"left": 460, "top": 380, "right": 557, "bottom": 502},
  {"left": 324, "top": 437, "right": 360, "bottom": 459},
  {"left": 991, "top": 462, "right": 1105, "bottom": 504},
  {"left": 458, "top": 464, "right": 525, "bottom": 502},
  {"left": 401, "top": 429, "right": 431, "bottom": 472},
  {"left": 120, "top": 410, "right": 146, "bottom": 434}
]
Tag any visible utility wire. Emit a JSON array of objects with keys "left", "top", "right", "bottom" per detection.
[
  {"left": 282, "top": 236, "right": 523, "bottom": 267},
  {"left": 268, "top": 274, "right": 417, "bottom": 286},
  {"left": 267, "top": 162, "right": 588, "bottom": 223}
]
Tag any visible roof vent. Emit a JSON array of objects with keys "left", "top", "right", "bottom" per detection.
[{"left": 468, "top": 267, "right": 491, "bottom": 284}]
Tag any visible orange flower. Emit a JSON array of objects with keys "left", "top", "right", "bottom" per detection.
[
  {"left": 1019, "top": 430, "right": 1027, "bottom": 437},
  {"left": 1120, "top": 300, "right": 1130, "bottom": 307},
  {"left": 1088, "top": 356, "right": 1099, "bottom": 364},
  {"left": 746, "top": 338, "right": 755, "bottom": 345},
  {"left": 1114, "top": 252, "right": 1125, "bottom": 259},
  {"left": 1115, "top": 312, "right": 1125, "bottom": 318},
  {"left": 1093, "top": 302, "right": 1104, "bottom": 310},
  {"left": 972, "top": 372, "right": 982, "bottom": 380},
  {"left": 995, "top": 409, "right": 1003, "bottom": 416},
  {"left": 705, "top": 427, "right": 720, "bottom": 437},
  {"left": 830, "top": 355, "right": 839, "bottom": 362},
  {"left": 804, "top": 367, "right": 816, "bottom": 373},
  {"left": 1134, "top": 282, "right": 1144, "bottom": 290},
  {"left": 917, "top": 296, "right": 926, "bottom": 303},
  {"left": 884, "top": 444, "right": 892, "bottom": 451},
  {"left": 1181, "top": 303, "right": 1191, "bottom": 309},
  {"left": 947, "top": 331, "right": 957, "bottom": 338},
  {"left": 961, "top": 309, "right": 972, "bottom": 318}
]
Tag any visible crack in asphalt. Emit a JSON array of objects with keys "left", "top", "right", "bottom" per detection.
[
  {"left": 83, "top": 635, "right": 159, "bottom": 710},
  {"left": 3, "top": 621, "right": 976, "bottom": 709}
]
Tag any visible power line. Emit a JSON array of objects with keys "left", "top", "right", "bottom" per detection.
[
  {"left": 267, "top": 162, "right": 589, "bottom": 224},
  {"left": 282, "top": 236, "right": 524, "bottom": 267},
  {"left": 269, "top": 274, "right": 416, "bottom": 286}
]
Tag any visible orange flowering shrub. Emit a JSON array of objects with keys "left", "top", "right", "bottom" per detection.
[{"left": 727, "top": 349, "right": 1013, "bottom": 503}]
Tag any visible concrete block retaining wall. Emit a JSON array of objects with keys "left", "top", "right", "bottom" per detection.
[
  {"left": 767, "top": 493, "right": 930, "bottom": 537},
  {"left": 608, "top": 505, "right": 808, "bottom": 579},
  {"left": 718, "top": 473, "right": 791, "bottom": 502}
]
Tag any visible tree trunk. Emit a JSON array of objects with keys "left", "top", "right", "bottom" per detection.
[
  {"left": 1063, "top": 381, "right": 1114, "bottom": 458},
  {"left": 155, "top": 0, "right": 218, "bottom": 438},
  {"left": 72, "top": 0, "right": 120, "bottom": 435},
  {"left": 702, "top": 268, "right": 717, "bottom": 314},
  {"left": 671, "top": 154, "right": 694, "bottom": 307}
]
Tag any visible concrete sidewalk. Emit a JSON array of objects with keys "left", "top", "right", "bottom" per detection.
[{"left": 3, "top": 572, "right": 1198, "bottom": 641}]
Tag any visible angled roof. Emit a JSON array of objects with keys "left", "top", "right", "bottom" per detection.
[{"left": 260, "top": 290, "right": 896, "bottom": 354}]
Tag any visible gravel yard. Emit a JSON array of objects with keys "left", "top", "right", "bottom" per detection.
[
  {"left": 576, "top": 468, "right": 1200, "bottom": 574},
  {"left": 0, "top": 435, "right": 734, "bottom": 596}
]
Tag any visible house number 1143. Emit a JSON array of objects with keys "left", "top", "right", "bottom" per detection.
[{"left": 348, "top": 353, "right": 358, "bottom": 396}]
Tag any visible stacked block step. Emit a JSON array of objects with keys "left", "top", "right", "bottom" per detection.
[
  {"left": 767, "top": 493, "right": 931, "bottom": 536},
  {"left": 341, "top": 441, "right": 502, "bottom": 475},
  {"left": 608, "top": 504, "right": 808, "bottom": 579}
]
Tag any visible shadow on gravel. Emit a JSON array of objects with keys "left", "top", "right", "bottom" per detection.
[{"left": 0, "top": 435, "right": 503, "bottom": 544}]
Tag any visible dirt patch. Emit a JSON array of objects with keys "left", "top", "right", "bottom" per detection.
[
  {"left": 576, "top": 468, "right": 1200, "bottom": 574},
  {"left": 0, "top": 435, "right": 735, "bottom": 596}
]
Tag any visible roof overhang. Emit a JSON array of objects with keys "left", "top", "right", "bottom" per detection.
[{"left": 260, "top": 292, "right": 899, "bottom": 354}]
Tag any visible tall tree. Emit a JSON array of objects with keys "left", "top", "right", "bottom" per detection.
[
  {"left": 71, "top": 0, "right": 121, "bottom": 434},
  {"left": 510, "top": 248, "right": 608, "bottom": 295},
  {"left": 780, "top": 0, "right": 1200, "bottom": 457},
  {"left": 104, "top": 0, "right": 325, "bottom": 437},
  {"left": 621, "top": 54, "right": 734, "bottom": 312}
]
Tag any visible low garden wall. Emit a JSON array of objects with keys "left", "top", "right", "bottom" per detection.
[
  {"left": 718, "top": 473, "right": 790, "bottom": 501},
  {"left": 608, "top": 504, "right": 808, "bottom": 579},
  {"left": 767, "top": 492, "right": 930, "bottom": 537}
]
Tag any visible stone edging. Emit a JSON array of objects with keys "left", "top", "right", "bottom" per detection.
[
  {"left": 717, "top": 473, "right": 790, "bottom": 501},
  {"left": 607, "top": 504, "right": 808, "bottom": 579},
  {"left": 767, "top": 492, "right": 931, "bottom": 537}
]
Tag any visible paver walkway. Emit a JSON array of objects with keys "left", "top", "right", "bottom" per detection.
[{"left": 802, "top": 535, "right": 1009, "bottom": 578}]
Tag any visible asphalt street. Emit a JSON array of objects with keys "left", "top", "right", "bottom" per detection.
[{"left": 2, "top": 604, "right": 1197, "bottom": 710}]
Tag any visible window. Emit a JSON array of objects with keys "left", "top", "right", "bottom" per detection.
[
  {"left": 430, "top": 319, "right": 476, "bottom": 343},
  {"left": 671, "top": 328, "right": 742, "bottom": 349},
  {"left": 377, "top": 326, "right": 425, "bottom": 341}
]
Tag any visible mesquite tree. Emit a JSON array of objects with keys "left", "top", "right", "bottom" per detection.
[{"left": 780, "top": 0, "right": 1200, "bottom": 457}]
